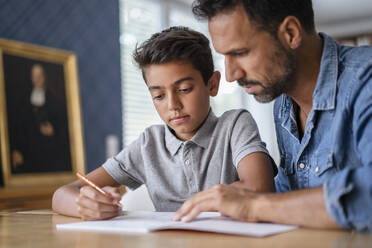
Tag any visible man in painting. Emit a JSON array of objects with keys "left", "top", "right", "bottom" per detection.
[{"left": 11, "top": 63, "right": 71, "bottom": 173}]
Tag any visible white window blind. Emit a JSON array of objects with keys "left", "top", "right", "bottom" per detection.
[{"left": 119, "top": 0, "right": 162, "bottom": 146}]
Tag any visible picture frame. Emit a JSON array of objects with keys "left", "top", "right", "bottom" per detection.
[{"left": 0, "top": 38, "right": 85, "bottom": 188}]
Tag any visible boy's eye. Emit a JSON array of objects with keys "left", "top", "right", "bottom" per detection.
[
  {"left": 179, "top": 87, "right": 192, "bottom": 93},
  {"left": 153, "top": 94, "right": 164, "bottom": 100}
]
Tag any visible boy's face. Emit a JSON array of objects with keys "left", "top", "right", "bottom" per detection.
[{"left": 145, "top": 61, "right": 218, "bottom": 141}]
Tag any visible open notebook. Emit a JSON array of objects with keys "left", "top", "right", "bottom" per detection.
[{"left": 56, "top": 212, "right": 297, "bottom": 237}]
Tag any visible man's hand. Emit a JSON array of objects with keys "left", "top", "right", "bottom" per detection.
[
  {"left": 173, "top": 185, "right": 342, "bottom": 229},
  {"left": 172, "top": 184, "right": 262, "bottom": 222}
]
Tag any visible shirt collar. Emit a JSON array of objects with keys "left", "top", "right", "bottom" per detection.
[
  {"left": 164, "top": 109, "right": 218, "bottom": 155},
  {"left": 164, "top": 125, "right": 184, "bottom": 156},
  {"left": 312, "top": 32, "right": 338, "bottom": 111},
  {"left": 279, "top": 32, "right": 339, "bottom": 117},
  {"left": 190, "top": 109, "right": 217, "bottom": 148}
]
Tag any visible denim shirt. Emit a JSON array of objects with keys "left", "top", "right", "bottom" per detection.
[{"left": 274, "top": 33, "right": 372, "bottom": 232}]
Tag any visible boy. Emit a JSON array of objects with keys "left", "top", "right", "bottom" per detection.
[{"left": 52, "top": 26, "right": 275, "bottom": 220}]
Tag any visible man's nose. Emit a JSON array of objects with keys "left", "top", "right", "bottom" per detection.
[{"left": 225, "top": 57, "right": 244, "bottom": 83}]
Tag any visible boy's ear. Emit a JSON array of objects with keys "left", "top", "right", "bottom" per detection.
[{"left": 208, "top": 71, "right": 220, "bottom": 97}]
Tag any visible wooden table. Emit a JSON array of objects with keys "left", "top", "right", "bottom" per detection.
[
  {"left": 0, "top": 187, "right": 59, "bottom": 210},
  {"left": 1, "top": 210, "right": 372, "bottom": 248}
]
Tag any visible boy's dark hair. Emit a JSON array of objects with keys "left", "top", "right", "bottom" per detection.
[
  {"left": 133, "top": 26, "right": 214, "bottom": 85},
  {"left": 192, "top": 0, "right": 315, "bottom": 36}
]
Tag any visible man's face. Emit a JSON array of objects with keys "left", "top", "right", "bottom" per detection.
[
  {"left": 208, "top": 5, "right": 296, "bottom": 103},
  {"left": 144, "top": 61, "right": 214, "bottom": 141},
  {"left": 31, "top": 65, "right": 45, "bottom": 89}
]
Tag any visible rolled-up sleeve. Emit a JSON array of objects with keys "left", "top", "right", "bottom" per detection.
[
  {"left": 323, "top": 168, "right": 372, "bottom": 231},
  {"left": 324, "top": 167, "right": 372, "bottom": 231},
  {"left": 324, "top": 67, "right": 372, "bottom": 232}
]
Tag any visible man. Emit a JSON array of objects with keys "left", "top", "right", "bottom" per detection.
[
  {"left": 12, "top": 64, "right": 71, "bottom": 173},
  {"left": 173, "top": 0, "right": 372, "bottom": 232}
]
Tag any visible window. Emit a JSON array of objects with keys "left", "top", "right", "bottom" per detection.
[{"left": 119, "top": 0, "right": 162, "bottom": 145}]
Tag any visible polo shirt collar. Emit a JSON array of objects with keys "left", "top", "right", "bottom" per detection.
[
  {"left": 191, "top": 109, "right": 217, "bottom": 148},
  {"left": 164, "top": 109, "right": 218, "bottom": 155},
  {"left": 164, "top": 125, "right": 184, "bottom": 156}
]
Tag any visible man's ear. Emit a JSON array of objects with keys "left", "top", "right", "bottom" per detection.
[
  {"left": 277, "top": 16, "right": 303, "bottom": 50},
  {"left": 208, "top": 71, "right": 220, "bottom": 97}
]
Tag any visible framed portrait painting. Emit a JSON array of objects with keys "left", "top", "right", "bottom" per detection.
[{"left": 0, "top": 39, "right": 85, "bottom": 188}]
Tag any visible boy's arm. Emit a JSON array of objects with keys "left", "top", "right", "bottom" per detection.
[
  {"left": 227, "top": 110, "right": 275, "bottom": 192},
  {"left": 232, "top": 152, "right": 275, "bottom": 192},
  {"left": 52, "top": 167, "right": 122, "bottom": 220}
]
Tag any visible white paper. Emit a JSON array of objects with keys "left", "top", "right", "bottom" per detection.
[{"left": 56, "top": 212, "right": 297, "bottom": 237}]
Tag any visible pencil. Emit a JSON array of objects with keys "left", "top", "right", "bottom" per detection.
[{"left": 76, "top": 172, "right": 122, "bottom": 207}]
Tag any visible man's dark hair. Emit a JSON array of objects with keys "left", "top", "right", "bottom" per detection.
[
  {"left": 133, "top": 26, "right": 214, "bottom": 85},
  {"left": 192, "top": 0, "right": 315, "bottom": 36}
]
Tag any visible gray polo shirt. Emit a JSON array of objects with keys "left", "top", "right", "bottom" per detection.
[{"left": 103, "top": 109, "right": 269, "bottom": 211}]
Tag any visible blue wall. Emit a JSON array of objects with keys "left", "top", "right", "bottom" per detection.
[{"left": 0, "top": 0, "right": 122, "bottom": 172}]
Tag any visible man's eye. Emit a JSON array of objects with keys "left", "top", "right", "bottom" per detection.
[
  {"left": 235, "top": 52, "right": 247, "bottom": 56},
  {"left": 233, "top": 50, "right": 249, "bottom": 57}
]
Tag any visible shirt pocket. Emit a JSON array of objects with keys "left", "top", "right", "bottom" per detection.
[{"left": 313, "top": 150, "right": 337, "bottom": 177}]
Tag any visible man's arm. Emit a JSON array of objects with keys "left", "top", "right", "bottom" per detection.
[
  {"left": 256, "top": 186, "right": 341, "bottom": 228},
  {"left": 173, "top": 184, "right": 341, "bottom": 229}
]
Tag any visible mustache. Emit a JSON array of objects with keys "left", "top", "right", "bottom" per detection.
[{"left": 237, "top": 79, "right": 264, "bottom": 88}]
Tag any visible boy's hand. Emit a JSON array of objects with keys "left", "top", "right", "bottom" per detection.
[
  {"left": 76, "top": 186, "right": 122, "bottom": 220},
  {"left": 172, "top": 184, "right": 261, "bottom": 222}
]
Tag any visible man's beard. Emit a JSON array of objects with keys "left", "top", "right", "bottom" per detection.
[{"left": 237, "top": 44, "right": 297, "bottom": 103}]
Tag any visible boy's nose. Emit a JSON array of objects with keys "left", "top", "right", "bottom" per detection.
[
  {"left": 225, "top": 57, "right": 244, "bottom": 83},
  {"left": 168, "top": 94, "right": 182, "bottom": 110}
]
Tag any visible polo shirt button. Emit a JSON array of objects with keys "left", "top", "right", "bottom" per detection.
[
  {"left": 315, "top": 167, "right": 319, "bottom": 173},
  {"left": 299, "top": 163, "right": 305, "bottom": 169},
  {"left": 185, "top": 160, "right": 190, "bottom": 165}
]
